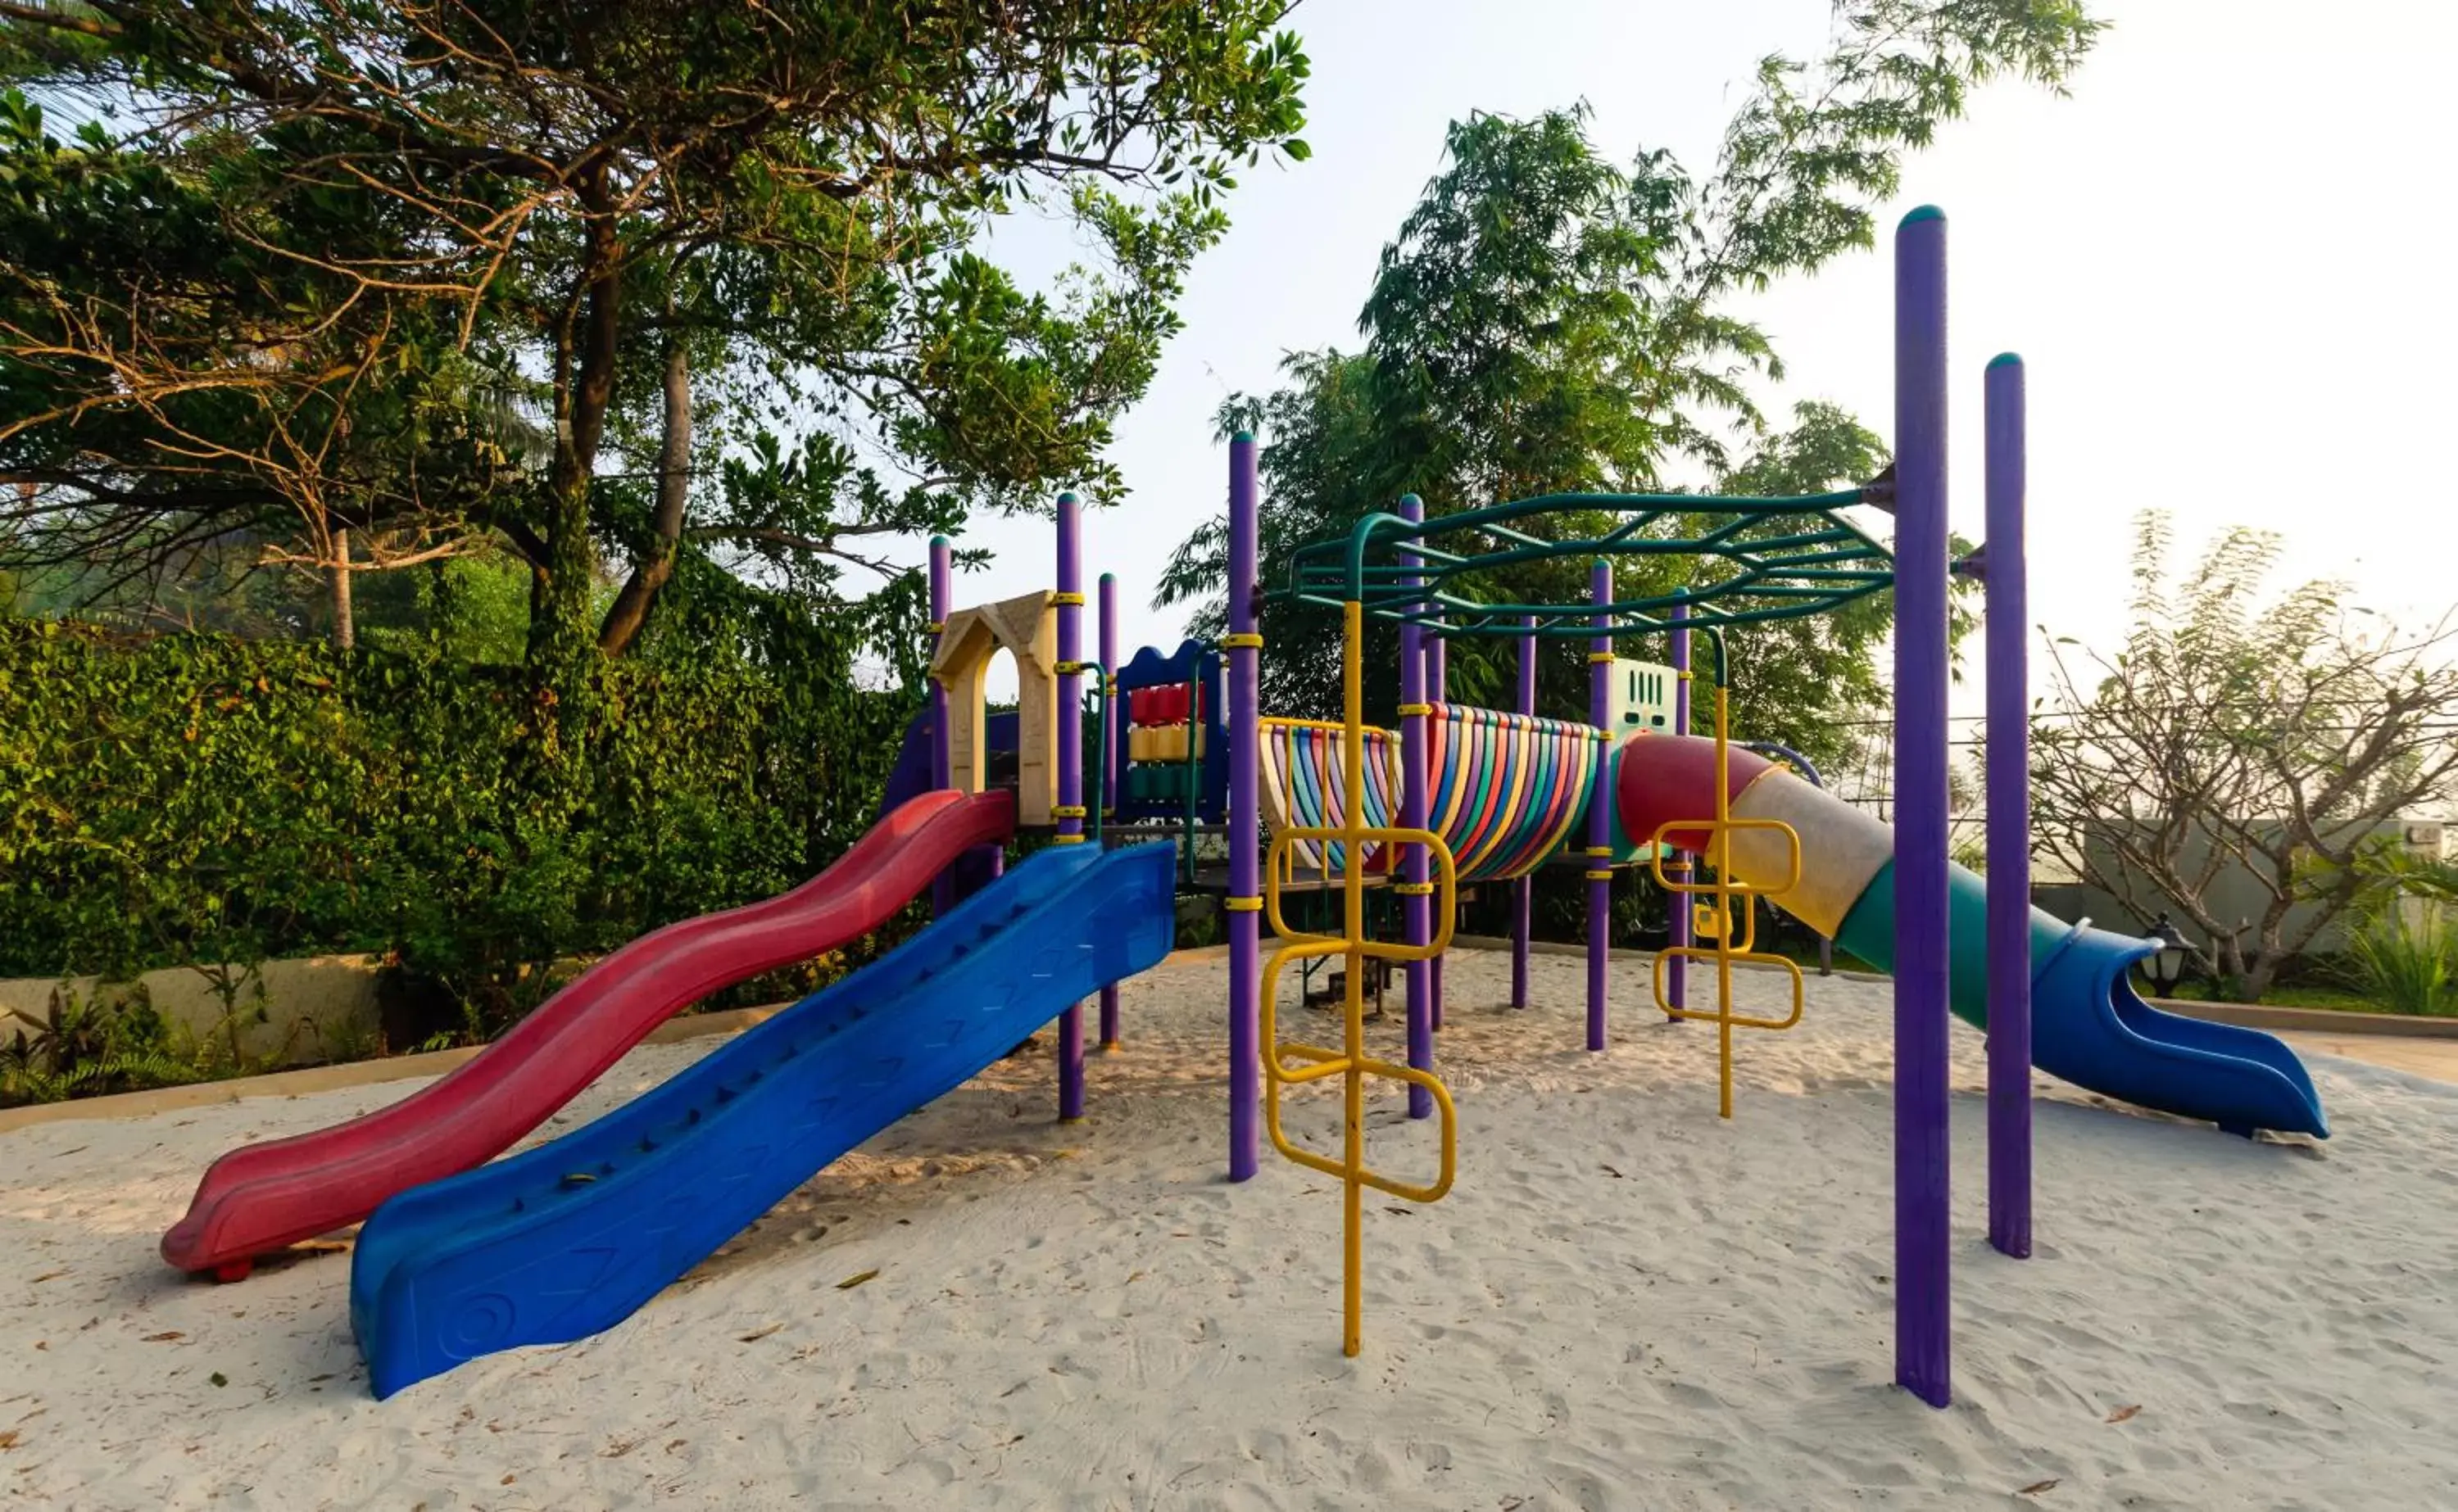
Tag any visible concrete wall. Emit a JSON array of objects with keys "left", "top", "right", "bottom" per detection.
[
  {"left": 2053, "top": 817, "right": 2443, "bottom": 957},
  {"left": 0, "top": 955, "right": 383, "bottom": 1068}
]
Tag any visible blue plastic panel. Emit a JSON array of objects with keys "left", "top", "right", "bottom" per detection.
[{"left": 351, "top": 841, "right": 1178, "bottom": 1397}]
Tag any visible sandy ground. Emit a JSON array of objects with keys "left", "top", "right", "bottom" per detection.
[
  {"left": 4, "top": 949, "right": 2456, "bottom": 1510},
  {"left": 2275, "top": 1029, "right": 2458, "bottom": 1085}
]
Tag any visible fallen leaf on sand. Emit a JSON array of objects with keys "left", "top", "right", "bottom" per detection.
[
  {"left": 501, "top": 1474, "right": 516, "bottom": 1486},
  {"left": 29, "top": 1270, "right": 67, "bottom": 1284},
  {"left": 2106, "top": 1405, "right": 2140, "bottom": 1424},
  {"left": 737, "top": 1323, "right": 783, "bottom": 1343},
  {"left": 143, "top": 1331, "right": 185, "bottom": 1343},
  {"left": 1126, "top": 1270, "right": 1145, "bottom": 1284},
  {"left": 0, "top": 1431, "right": 20, "bottom": 1451},
  {"left": 2016, "top": 1480, "right": 2059, "bottom": 1496},
  {"left": 837, "top": 1268, "right": 881, "bottom": 1291},
  {"left": 1384, "top": 1206, "right": 1413, "bottom": 1215},
  {"left": 1601, "top": 1165, "right": 1625, "bottom": 1179}
]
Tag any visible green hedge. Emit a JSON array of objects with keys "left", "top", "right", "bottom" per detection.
[{"left": 0, "top": 618, "right": 918, "bottom": 1032}]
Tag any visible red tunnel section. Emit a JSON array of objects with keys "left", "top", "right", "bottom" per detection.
[{"left": 1613, "top": 733, "right": 1774, "bottom": 855}]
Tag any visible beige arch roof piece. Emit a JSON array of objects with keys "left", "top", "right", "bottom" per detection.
[{"left": 932, "top": 591, "right": 1059, "bottom": 827}]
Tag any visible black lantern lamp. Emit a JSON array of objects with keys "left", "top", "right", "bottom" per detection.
[{"left": 2138, "top": 912, "right": 2192, "bottom": 998}]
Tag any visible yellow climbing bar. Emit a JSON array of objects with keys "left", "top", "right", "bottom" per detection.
[
  {"left": 1642, "top": 685, "right": 1806, "bottom": 1119},
  {"left": 1263, "top": 826, "right": 1453, "bottom": 948},
  {"left": 1257, "top": 597, "right": 1458, "bottom": 1360},
  {"left": 1258, "top": 715, "right": 1396, "bottom": 736}
]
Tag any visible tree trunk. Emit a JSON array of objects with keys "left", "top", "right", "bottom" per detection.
[
  {"left": 2205, "top": 921, "right": 2283, "bottom": 1003},
  {"left": 330, "top": 526, "right": 355, "bottom": 651},
  {"left": 2238, "top": 892, "right": 2302, "bottom": 1000},
  {"left": 596, "top": 337, "right": 692, "bottom": 657},
  {"left": 526, "top": 179, "right": 622, "bottom": 682},
  {"left": 522, "top": 174, "right": 623, "bottom": 790}
]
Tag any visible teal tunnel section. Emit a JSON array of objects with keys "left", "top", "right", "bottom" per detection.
[
  {"left": 351, "top": 841, "right": 1178, "bottom": 1398},
  {"left": 1833, "top": 860, "right": 2328, "bottom": 1139}
]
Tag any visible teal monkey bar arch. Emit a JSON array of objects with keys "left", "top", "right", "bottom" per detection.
[{"left": 1268, "top": 485, "right": 1897, "bottom": 659}]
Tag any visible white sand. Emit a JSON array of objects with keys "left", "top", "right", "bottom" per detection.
[{"left": 5, "top": 949, "right": 2456, "bottom": 1510}]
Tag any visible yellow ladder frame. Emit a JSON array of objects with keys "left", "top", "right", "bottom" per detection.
[
  {"left": 1645, "top": 686, "right": 1806, "bottom": 1119},
  {"left": 1260, "top": 600, "right": 1458, "bottom": 1359}
]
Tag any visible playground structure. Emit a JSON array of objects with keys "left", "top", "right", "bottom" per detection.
[
  {"left": 1219, "top": 206, "right": 2329, "bottom": 1406},
  {"left": 156, "top": 207, "right": 2329, "bottom": 1410}
]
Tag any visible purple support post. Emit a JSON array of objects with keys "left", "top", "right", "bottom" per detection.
[
  {"left": 1056, "top": 495, "right": 1087, "bottom": 1124},
  {"left": 1099, "top": 571, "right": 1122, "bottom": 1053},
  {"left": 1585, "top": 559, "right": 1612, "bottom": 1052},
  {"left": 1664, "top": 589, "right": 1691, "bottom": 1020},
  {"left": 1427, "top": 626, "right": 1446, "bottom": 1030},
  {"left": 1512, "top": 615, "right": 1536, "bottom": 1009},
  {"left": 929, "top": 537, "right": 955, "bottom": 919},
  {"left": 1227, "top": 435, "right": 1262, "bottom": 1180},
  {"left": 1893, "top": 205, "right": 1953, "bottom": 1409},
  {"left": 1985, "top": 354, "right": 2032, "bottom": 1259},
  {"left": 1399, "top": 496, "right": 1435, "bottom": 1120}
]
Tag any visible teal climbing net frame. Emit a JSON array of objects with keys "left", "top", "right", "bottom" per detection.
[{"left": 1272, "top": 488, "right": 1898, "bottom": 669}]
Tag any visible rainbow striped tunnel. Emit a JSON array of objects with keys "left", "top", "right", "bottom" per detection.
[{"left": 1257, "top": 705, "right": 1648, "bottom": 883}]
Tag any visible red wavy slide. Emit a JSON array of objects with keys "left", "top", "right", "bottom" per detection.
[{"left": 162, "top": 788, "right": 1016, "bottom": 1279}]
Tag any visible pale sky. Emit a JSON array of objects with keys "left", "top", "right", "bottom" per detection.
[{"left": 896, "top": 0, "right": 2458, "bottom": 708}]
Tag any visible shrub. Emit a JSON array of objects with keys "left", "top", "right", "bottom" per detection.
[
  {"left": 0, "top": 617, "right": 921, "bottom": 1046},
  {"left": 2338, "top": 906, "right": 2458, "bottom": 1017}
]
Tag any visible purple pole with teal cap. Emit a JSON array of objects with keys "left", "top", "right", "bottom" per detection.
[
  {"left": 1665, "top": 587, "right": 1691, "bottom": 1019},
  {"left": 1985, "top": 352, "right": 2032, "bottom": 1259},
  {"left": 1399, "top": 494, "right": 1434, "bottom": 1118},
  {"left": 1055, "top": 492, "right": 1086, "bottom": 1124},
  {"left": 1099, "top": 570, "right": 1122, "bottom": 1053},
  {"left": 1893, "top": 203, "right": 1953, "bottom": 1408},
  {"left": 929, "top": 536, "right": 954, "bottom": 918},
  {"left": 1227, "top": 434, "right": 1262, "bottom": 1179},
  {"left": 1428, "top": 622, "right": 1446, "bottom": 1031},
  {"left": 1586, "top": 559, "right": 1612, "bottom": 1051},
  {"left": 1512, "top": 613, "right": 1536, "bottom": 1008}
]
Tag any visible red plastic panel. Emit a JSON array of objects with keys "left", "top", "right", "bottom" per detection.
[{"left": 160, "top": 788, "right": 1018, "bottom": 1275}]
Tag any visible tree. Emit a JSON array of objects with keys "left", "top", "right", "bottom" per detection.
[
  {"left": 2029, "top": 515, "right": 2458, "bottom": 1000},
  {"left": 0, "top": 82, "right": 527, "bottom": 635},
  {"left": 0, "top": 1, "right": 1310, "bottom": 692},
  {"left": 1158, "top": 0, "right": 2084, "bottom": 763}
]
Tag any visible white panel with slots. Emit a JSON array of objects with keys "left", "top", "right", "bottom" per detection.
[{"left": 1608, "top": 658, "right": 1679, "bottom": 735}]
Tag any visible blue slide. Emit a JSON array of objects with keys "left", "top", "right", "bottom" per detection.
[
  {"left": 350, "top": 840, "right": 1178, "bottom": 1397},
  {"left": 1834, "top": 859, "right": 2329, "bottom": 1140}
]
